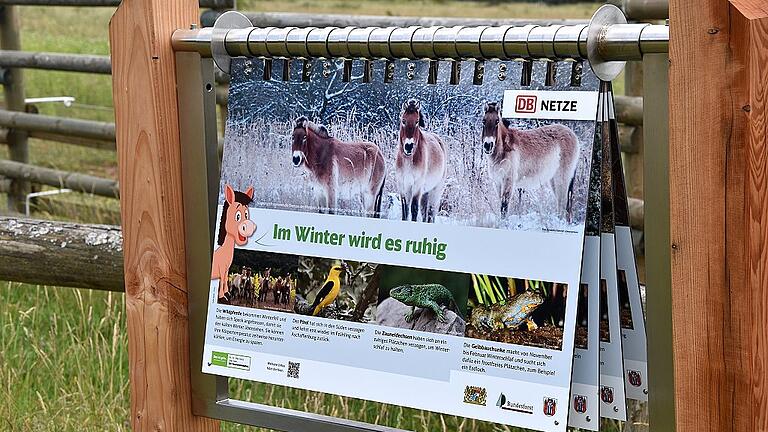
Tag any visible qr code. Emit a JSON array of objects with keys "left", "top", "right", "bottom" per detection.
[{"left": 287, "top": 361, "right": 300, "bottom": 379}]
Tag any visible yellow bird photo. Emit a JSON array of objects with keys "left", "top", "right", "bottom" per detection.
[{"left": 311, "top": 264, "right": 345, "bottom": 316}]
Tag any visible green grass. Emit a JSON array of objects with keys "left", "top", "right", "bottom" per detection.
[
  {"left": 0, "top": 282, "right": 130, "bottom": 431},
  {"left": 0, "top": 2, "right": 633, "bottom": 431}
]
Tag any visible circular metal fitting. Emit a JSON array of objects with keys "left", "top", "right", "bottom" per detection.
[
  {"left": 265, "top": 26, "right": 297, "bottom": 57},
  {"left": 553, "top": 24, "right": 587, "bottom": 59},
  {"left": 212, "top": 11, "right": 252, "bottom": 73},
  {"left": 587, "top": 4, "right": 628, "bottom": 81},
  {"left": 528, "top": 25, "right": 562, "bottom": 59},
  {"left": 503, "top": 24, "right": 538, "bottom": 59},
  {"left": 369, "top": 27, "right": 396, "bottom": 59},
  {"left": 328, "top": 26, "right": 356, "bottom": 58},
  {"left": 285, "top": 27, "right": 316, "bottom": 58},
  {"left": 433, "top": 26, "right": 463, "bottom": 59},
  {"left": 455, "top": 26, "right": 488, "bottom": 59},
  {"left": 247, "top": 27, "right": 277, "bottom": 57},
  {"left": 479, "top": 25, "right": 512, "bottom": 59},
  {"left": 390, "top": 26, "right": 420, "bottom": 59},
  {"left": 348, "top": 27, "right": 376, "bottom": 58},
  {"left": 412, "top": 26, "right": 442, "bottom": 59},
  {"left": 306, "top": 27, "right": 337, "bottom": 58}
]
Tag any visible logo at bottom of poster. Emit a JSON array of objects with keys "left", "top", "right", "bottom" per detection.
[
  {"left": 600, "top": 386, "right": 614, "bottom": 404},
  {"left": 543, "top": 397, "right": 557, "bottom": 417},
  {"left": 463, "top": 386, "right": 487, "bottom": 406},
  {"left": 628, "top": 370, "right": 643, "bottom": 387},
  {"left": 495, "top": 393, "right": 534, "bottom": 414},
  {"left": 573, "top": 394, "right": 588, "bottom": 414}
]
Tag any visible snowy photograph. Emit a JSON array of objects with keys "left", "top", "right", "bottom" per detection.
[{"left": 220, "top": 58, "right": 599, "bottom": 233}]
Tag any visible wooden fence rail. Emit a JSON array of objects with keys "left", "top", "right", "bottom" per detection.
[
  {"left": 200, "top": 10, "right": 587, "bottom": 28},
  {"left": 0, "top": 159, "right": 119, "bottom": 197},
  {"left": 0, "top": 194, "right": 645, "bottom": 291},
  {"left": 1, "top": 5, "right": 29, "bottom": 212},
  {"left": 0, "top": 0, "right": 233, "bottom": 7},
  {"left": 0, "top": 216, "right": 123, "bottom": 291},
  {"left": 0, "top": 49, "right": 111, "bottom": 73},
  {"left": 0, "top": 109, "right": 115, "bottom": 141}
]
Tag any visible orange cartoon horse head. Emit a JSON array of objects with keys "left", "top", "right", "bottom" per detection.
[{"left": 218, "top": 184, "right": 256, "bottom": 247}]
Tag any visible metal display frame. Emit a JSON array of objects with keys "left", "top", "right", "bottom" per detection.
[{"left": 173, "top": 5, "right": 670, "bottom": 431}]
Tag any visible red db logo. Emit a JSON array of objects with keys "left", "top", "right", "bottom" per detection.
[{"left": 515, "top": 95, "right": 537, "bottom": 113}]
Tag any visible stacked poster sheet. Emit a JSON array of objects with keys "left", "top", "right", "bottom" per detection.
[{"left": 200, "top": 57, "right": 647, "bottom": 432}]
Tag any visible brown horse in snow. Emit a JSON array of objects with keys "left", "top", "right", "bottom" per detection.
[
  {"left": 481, "top": 101, "right": 580, "bottom": 220},
  {"left": 396, "top": 99, "right": 447, "bottom": 222},
  {"left": 291, "top": 116, "right": 386, "bottom": 217},
  {"left": 211, "top": 184, "right": 256, "bottom": 303}
]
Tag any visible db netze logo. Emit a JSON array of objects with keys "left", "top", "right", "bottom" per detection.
[{"left": 515, "top": 95, "right": 537, "bottom": 113}]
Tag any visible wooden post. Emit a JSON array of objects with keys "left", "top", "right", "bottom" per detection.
[
  {"left": 624, "top": 62, "right": 644, "bottom": 200},
  {"left": 669, "top": 0, "right": 768, "bottom": 430},
  {"left": 0, "top": 5, "right": 29, "bottom": 212},
  {"left": 109, "top": 0, "right": 219, "bottom": 430}
]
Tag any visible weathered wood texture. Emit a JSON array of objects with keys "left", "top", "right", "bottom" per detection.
[
  {"left": 0, "top": 5, "right": 29, "bottom": 212},
  {"left": 729, "top": 3, "right": 768, "bottom": 431},
  {"left": 614, "top": 95, "right": 643, "bottom": 126},
  {"left": 0, "top": 110, "right": 115, "bottom": 141},
  {"left": 0, "top": 159, "right": 119, "bottom": 197},
  {"left": 200, "top": 9, "right": 585, "bottom": 28},
  {"left": 109, "top": 0, "right": 219, "bottom": 430},
  {"left": 0, "top": 0, "right": 233, "bottom": 7},
  {"left": 0, "top": 50, "right": 111, "bottom": 73},
  {"left": 624, "top": 62, "right": 644, "bottom": 198},
  {"left": 0, "top": 216, "right": 123, "bottom": 291},
  {"left": 669, "top": 0, "right": 768, "bottom": 431},
  {"left": 623, "top": 0, "right": 669, "bottom": 20}
]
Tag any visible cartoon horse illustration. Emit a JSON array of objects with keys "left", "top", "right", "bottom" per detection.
[
  {"left": 291, "top": 116, "right": 386, "bottom": 217},
  {"left": 481, "top": 101, "right": 580, "bottom": 220},
  {"left": 211, "top": 184, "right": 256, "bottom": 303},
  {"left": 395, "top": 99, "right": 447, "bottom": 222}
]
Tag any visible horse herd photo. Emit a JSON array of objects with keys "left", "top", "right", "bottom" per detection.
[
  {"left": 220, "top": 58, "right": 598, "bottom": 232},
  {"left": 289, "top": 98, "right": 580, "bottom": 224}
]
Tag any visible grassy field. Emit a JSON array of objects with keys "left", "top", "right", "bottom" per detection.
[{"left": 0, "top": 1, "right": 630, "bottom": 431}]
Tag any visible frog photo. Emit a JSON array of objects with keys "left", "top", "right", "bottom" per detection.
[{"left": 465, "top": 275, "right": 567, "bottom": 350}]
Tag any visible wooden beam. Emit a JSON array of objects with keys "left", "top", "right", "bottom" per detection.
[
  {"left": 1, "top": 5, "right": 29, "bottom": 212},
  {"left": 669, "top": 0, "right": 768, "bottom": 430},
  {"left": 0, "top": 0, "right": 233, "bottom": 7},
  {"left": 200, "top": 10, "right": 585, "bottom": 28},
  {"left": 0, "top": 216, "right": 124, "bottom": 291},
  {"left": 728, "top": 2, "right": 768, "bottom": 430},
  {"left": 109, "top": 0, "right": 219, "bottom": 430},
  {"left": 0, "top": 50, "right": 111, "bottom": 74},
  {"left": 27, "top": 130, "right": 116, "bottom": 151},
  {"left": 624, "top": 63, "right": 644, "bottom": 199},
  {"left": 0, "top": 159, "right": 119, "bottom": 197},
  {"left": 0, "top": 110, "right": 116, "bottom": 141}
]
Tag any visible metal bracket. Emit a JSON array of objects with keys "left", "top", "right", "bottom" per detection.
[
  {"left": 212, "top": 10, "right": 252, "bottom": 74},
  {"left": 587, "top": 4, "right": 628, "bottom": 81}
]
